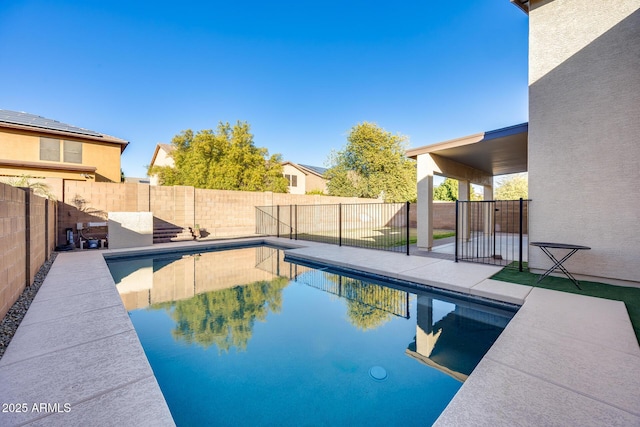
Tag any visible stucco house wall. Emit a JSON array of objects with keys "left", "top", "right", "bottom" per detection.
[
  {"left": 148, "top": 144, "right": 175, "bottom": 185},
  {"left": 304, "top": 171, "right": 328, "bottom": 194},
  {"left": 282, "top": 163, "right": 306, "bottom": 195},
  {"left": 528, "top": 0, "right": 640, "bottom": 284},
  {"left": 281, "top": 162, "right": 328, "bottom": 194},
  {"left": 0, "top": 111, "right": 127, "bottom": 185}
]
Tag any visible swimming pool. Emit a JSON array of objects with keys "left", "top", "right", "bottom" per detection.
[{"left": 107, "top": 245, "right": 516, "bottom": 426}]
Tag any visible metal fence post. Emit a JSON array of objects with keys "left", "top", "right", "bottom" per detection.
[
  {"left": 289, "top": 205, "right": 293, "bottom": 239},
  {"left": 338, "top": 203, "right": 342, "bottom": 247},
  {"left": 455, "top": 200, "right": 459, "bottom": 262},
  {"left": 294, "top": 205, "right": 298, "bottom": 240},
  {"left": 519, "top": 198, "right": 524, "bottom": 272},
  {"left": 493, "top": 201, "right": 498, "bottom": 259},
  {"left": 406, "top": 201, "right": 410, "bottom": 256},
  {"left": 276, "top": 205, "right": 280, "bottom": 238}
]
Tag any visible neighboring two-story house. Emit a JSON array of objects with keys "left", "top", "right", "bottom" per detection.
[
  {"left": 0, "top": 109, "right": 128, "bottom": 198},
  {"left": 148, "top": 143, "right": 175, "bottom": 185},
  {"left": 282, "top": 162, "right": 328, "bottom": 195}
]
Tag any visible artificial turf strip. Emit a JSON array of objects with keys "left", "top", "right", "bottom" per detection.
[{"left": 491, "top": 265, "right": 640, "bottom": 345}]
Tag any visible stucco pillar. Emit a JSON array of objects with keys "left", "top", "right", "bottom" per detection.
[
  {"left": 416, "top": 295, "right": 439, "bottom": 357},
  {"left": 483, "top": 184, "right": 494, "bottom": 236},
  {"left": 458, "top": 180, "right": 471, "bottom": 241},
  {"left": 483, "top": 185, "right": 493, "bottom": 201},
  {"left": 416, "top": 154, "right": 435, "bottom": 250}
]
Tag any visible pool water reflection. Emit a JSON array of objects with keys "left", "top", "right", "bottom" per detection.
[{"left": 107, "top": 246, "right": 516, "bottom": 426}]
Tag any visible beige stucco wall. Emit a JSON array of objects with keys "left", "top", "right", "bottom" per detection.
[
  {"left": 304, "top": 172, "right": 327, "bottom": 194},
  {"left": 528, "top": 0, "right": 640, "bottom": 284},
  {"left": 415, "top": 153, "right": 493, "bottom": 250},
  {"left": 108, "top": 212, "right": 153, "bottom": 249},
  {"left": 282, "top": 164, "right": 306, "bottom": 194},
  {"left": 149, "top": 147, "right": 174, "bottom": 185},
  {"left": 0, "top": 128, "right": 123, "bottom": 182},
  {"left": 281, "top": 164, "right": 328, "bottom": 194}
]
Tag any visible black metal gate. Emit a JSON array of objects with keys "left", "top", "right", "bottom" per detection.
[{"left": 455, "top": 199, "right": 529, "bottom": 271}]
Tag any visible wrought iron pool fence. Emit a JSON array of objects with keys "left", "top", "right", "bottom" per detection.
[
  {"left": 455, "top": 199, "right": 530, "bottom": 271},
  {"left": 256, "top": 202, "right": 412, "bottom": 255}
]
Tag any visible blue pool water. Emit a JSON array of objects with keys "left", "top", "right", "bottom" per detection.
[{"left": 107, "top": 245, "right": 516, "bottom": 426}]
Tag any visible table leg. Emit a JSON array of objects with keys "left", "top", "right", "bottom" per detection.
[{"left": 537, "top": 247, "right": 582, "bottom": 290}]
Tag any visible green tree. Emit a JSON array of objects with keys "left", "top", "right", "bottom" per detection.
[
  {"left": 434, "top": 178, "right": 483, "bottom": 201},
  {"left": 321, "top": 272, "right": 410, "bottom": 331},
  {"left": 342, "top": 279, "right": 393, "bottom": 331},
  {"left": 495, "top": 173, "right": 528, "bottom": 200},
  {"left": 434, "top": 178, "right": 459, "bottom": 201},
  {"left": 3, "top": 175, "right": 57, "bottom": 200},
  {"left": 326, "top": 122, "right": 416, "bottom": 202},
  {"left": 149, "top": 121, "right": 288, "bottom": 192},
  {"left": 154, "top": 276, "right": 289, "bottom": 353}
]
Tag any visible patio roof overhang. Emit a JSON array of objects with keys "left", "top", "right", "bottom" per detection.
[
  {"left": 510, "top": 0, "right": 529, "bottom": 15},
  {"left": 406, "top": 123, "right": 528, "bottom": 177}
]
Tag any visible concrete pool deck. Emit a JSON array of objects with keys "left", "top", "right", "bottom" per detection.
[{"left": 0, "top": 237, "right": 638, "bottom": 426}]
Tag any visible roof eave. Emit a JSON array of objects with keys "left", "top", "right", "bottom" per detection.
[
  {"left": 406, "top": 132, "right": 485, "bottom": 159},
  {"left": 0, "top": 158, "right": 98, "bottom": 173},
  {"left": 297, "top": 164, "right": 325, "bottom": 178},
  {"left": 406, "top": 123, "right": 528, "bottom": 159},
  {"left": 510, "top": 0, "right": 529, "bottom": 14},
  {"left": 0, "top": 122, "right": 129, "bottom": 152},
  {"left": 281, "top": 161, "right": 310, "bottom": 176}
]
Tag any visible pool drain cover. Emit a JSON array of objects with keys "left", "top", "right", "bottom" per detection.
[{"left": 369, "top": 366, "right": 387, "bottom": 381}]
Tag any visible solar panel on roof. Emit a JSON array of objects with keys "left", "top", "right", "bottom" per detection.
[
  {"left": 299, "top": 164, "right": 328, "bottom": 175},
  {"left": 0, "top": 109, "right": 103, "bottom": 137}
]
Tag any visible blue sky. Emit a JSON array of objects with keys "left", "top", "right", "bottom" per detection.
[{"left": 0, "top": 0, "right": 528, "bottom": 179}]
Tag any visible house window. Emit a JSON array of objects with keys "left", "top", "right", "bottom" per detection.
[
  {"left": 64, "top": 140, "right": 82, "bottom": 163},
  {"left": 285, "top": 174, "right": 298, "bottom": 187},
  {"left": 39, "top": 138, "right": 83, "bottom": 163},
  {"left": 40, "top": 138, "right": 60, "bottom": 161}
]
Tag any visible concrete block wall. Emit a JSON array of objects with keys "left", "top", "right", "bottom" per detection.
[
  {"left": 0, "top": 184, "right": 56, "bottom": 320},
  {"left": 150, "top": 185, "right": 196, "bottom": 229},
  {"left": 57, "top": 181, "right": 396, "bottom": 244},
  {"left": 196, "top": 188, "right": 272, "bottom": 237},
  {"left": 61, "top": 182, "right": 153, "bottom": 245},
  {"left": 151, "top": 256, "right": 196, "bottom": 305},
  {"left": 61, "top": 181, "right": 127, "bottom": 245},
  {"left": 27, "top": 193, "right": 46, "bottom": 284},
  {"left": 432, "top": 202, "right": 455, "bottom": 230},
  {"left": 416, "top": 202, "right": 528, "bottom": 233},
  {"left": 193, "top": 248, "right": 279, "bottom": 294},
  {"left": 117, "top": 247, "right": 308, "bottom": 311},
  {"left": 0, "top": 184, "right": 26, "bottom": 319},
  {"left": 460, "top": 201, "right": 529, "bottom": 234}
]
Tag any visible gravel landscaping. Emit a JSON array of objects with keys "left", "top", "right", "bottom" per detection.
[{"left": 0, "top": 252, "right": 58, "bottom": 361}]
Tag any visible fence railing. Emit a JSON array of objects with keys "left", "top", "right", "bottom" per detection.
[
  {"left": 256, "top": 202, "right": 411, "bottom": 254},
  {"left": 295, "top": 269, "right": 410, "bottom": 318},
  {"left": 455, "top": 199, "right": 530, "bottom": 271}
]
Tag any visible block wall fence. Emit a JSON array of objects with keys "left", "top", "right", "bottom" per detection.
[
  {"left": 1, "top": 178, "right": 525, "bottom": 320},
  {"left": 0, "top": 183, "right": 57, "bottom": 319},
  {"left": 59, "top": 182, "right": 391, "bottom": 245}
]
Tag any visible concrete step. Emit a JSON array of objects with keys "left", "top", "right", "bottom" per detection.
[{"left": 153, "top": 226, "right": 195, "bottom": 243}]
